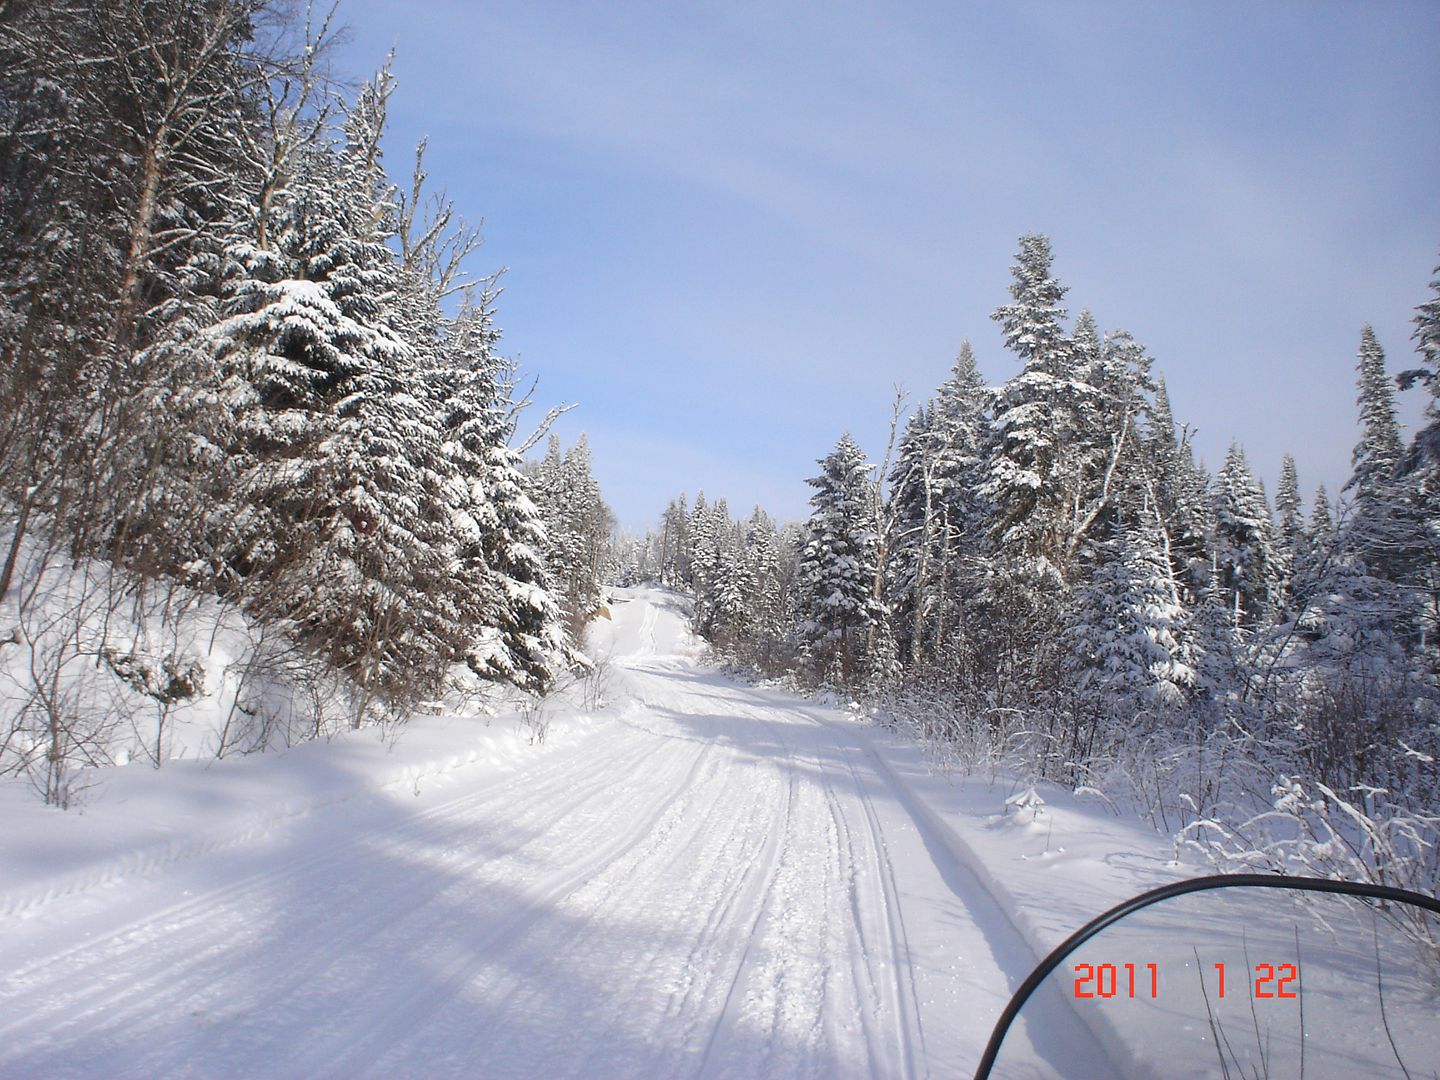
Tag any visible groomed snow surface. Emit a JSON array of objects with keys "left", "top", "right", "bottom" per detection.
[{"left": 2, "top": 588, "right": 1436, "bottom": 1078}]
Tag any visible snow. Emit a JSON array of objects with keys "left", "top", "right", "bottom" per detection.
[{"left": 2, "top": 588, "right": 1435, "bottom": 1078}]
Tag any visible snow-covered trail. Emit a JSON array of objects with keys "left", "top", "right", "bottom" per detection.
[{"left": 0, "top": 588, "right": 1104, "bottom": 1079}]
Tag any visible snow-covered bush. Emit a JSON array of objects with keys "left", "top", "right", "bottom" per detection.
[
  {"left": 0, "top": 524, "right": 387, "bottom": 804},
  {"left": 1179, "top": 777, "right": 1440, "bottom": 968}
]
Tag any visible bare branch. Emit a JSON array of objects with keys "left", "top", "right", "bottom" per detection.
[{"left": 514, "top": 402, "right": 579, "bottom": 455}]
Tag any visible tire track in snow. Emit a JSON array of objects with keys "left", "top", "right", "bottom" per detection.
[
  {"left": 694, "top": 732, "right": 799, "bottom": 1080},
  {"left": 661, "top": 754, "right": 808, "bottom": 1071},
  {"left": 805, "top": 731, "right": 923, "bottom": 1080},
  {"left": 286, "top": 736, "right": 719, "bottom": 1080},
  {"left": 798, "top": 704, "right": 1115, "bottom": 1076},
  {"left": 395, "top": 733, "right": 766, "bottom": 1079},
  {"left": 0, "top": 725, "right": 653, "bottom": 1005},
  {"left": 837, "top": 739, "right": 929, "bottom": 1077},
  {"left": 0, "top": 725, "right": 704, "bottom": 1072}
]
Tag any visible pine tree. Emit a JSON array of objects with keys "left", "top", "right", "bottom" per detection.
[
  {"left": 886, "top": 341, "right": 990, "bottom": 666},
  {"left": 430, "top": 290, "right": 568, "bottom": 691},
  {"left": 1211, "top": 444, "right": 1279, "bottom": 630},
  {"left": 1275, "top": 456, "right": 1304, "bottom": 559},
  {"left": 1143, "top": 377, "right": 1216, "bottom": 607},
  {"left": 691, "top": 497, "right": 732, "bottom": 635},
  {"left": 532, "top": 434, "right": 614, "bottom": 634},
  {"left": 795, "top": 434, "right": 886, "bottom": 684},
  {"left": 885, "top": 404, "right": 936, "bottom": 662},
  {"left": 1310, "top": 485, "right": 1334, "bottom": 541},
  {"left": 712, "top": 517, "right": 755, "bottom": 646},
  {"left": 1350, "top": 326, "right": 1405, "bottom": 497},
  {"left": 1340, "top": 327, "right": 1428, "bottom": 600},
  {"left": 742, "top": 507, "right": 788, "bottom": 654},
  {"left": 984, "top": 233, "right": 1079, "bottom": 570},
  {"left": 195, "top": 68, "right": 478, "bottom": 709},
  {"left": 1397, "top": 263, "right": 1440, "bottom": 661},
  {"left": 1400, "top": 256, "right": 1440, "bottom": 469},
  {"left": 657, "top": 494, "right": 691, "bottom": 586},
  {"left": 0, "top": 0, "right": 272, "bottom": 593},
  {"left": 1072, "top": 325, "right": 1156, "bottom": 554},
  {"left": 1272, "top": 454, "right": 1304, "bottom": 612},
  {"left": 1064, "top": 514, "right": 1195, "bottom": 709}
]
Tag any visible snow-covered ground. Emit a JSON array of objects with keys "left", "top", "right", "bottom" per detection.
[{"left": 2, "top": 588, "right": 1435, "bottom": 1078}]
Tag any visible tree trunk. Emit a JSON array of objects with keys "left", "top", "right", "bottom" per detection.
[{"left": 0, "top": 495, "right": 32, "bottom": 599}]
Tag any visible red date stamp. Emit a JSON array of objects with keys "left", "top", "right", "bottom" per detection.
[{"left": 1073, "top": 962, "right": 1300, "bottom": 1000}]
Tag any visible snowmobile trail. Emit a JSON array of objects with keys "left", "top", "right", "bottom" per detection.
[{"left": 0, "top": 587, "right": 1103, "bottom": 1079}]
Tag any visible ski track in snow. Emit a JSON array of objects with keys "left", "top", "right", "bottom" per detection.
[{"left": 0, "top": 588, "right": 1100, "bottom": 1079}]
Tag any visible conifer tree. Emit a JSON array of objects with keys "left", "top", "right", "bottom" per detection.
[
  {"left": 742, "top": 508, "right": 788, "bottom": 654},
  {"left": 657, "top": 494, "right": 691, "bottom": 586},
  {"left": 431, "top": 291, "right": 568, "bottom": 690},
  {"left": 0, "top": 0, "right": 272, "bottom": 592},
  {"left": 1272, "top": 454, "right": 1304, "bottom": 612},
  {"left": 1400, "top": 256, "right": 1440, "bottom": 469},
  {"left": 885, "top": 405, "right": 936, "bottom": 661},
  {"left": 1211, "top": 444, "right": 1279, "bottom": 630},
  {"left": 1143, "top": 378, "right": 1216, "bottom": 606},
  {"left": 1064, "top": 514, "right": 1195, "bottom": 709},
  {"left": 197, "top": 69, "right": 465, "bottom": 708},
  {"left": 1275, "top": 456, "right": 1304, "bottom": 559},
  {"left": 984, "top": 233, "right": 1078, "bottom": 570},
  {"left": 795, "top": 434, "right": 886, "bottom": 683},
  {"left": 532, "top": 434, "right": 613, "bottom": 634},
  {"left": 1350, "top": 326, "right": 1405, "bottom": 496},
  {"left": 1397, "top": 265, "right": 1440, "bottom": 661},
  {"left": 886, "top": 341, "right": 990, "bottom": 666},
  {"left": 1310, "top": 485, "right": 1334, "bottom": 541},
  {"left": 1340, "top": 327, "right": 1428, "bottom": 604}
]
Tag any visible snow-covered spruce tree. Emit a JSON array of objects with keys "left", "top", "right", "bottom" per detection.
[
  {"left": 657, "top": 493, "right": 692, "bottom": 587},
  {"left": 980, "top": 237, "right": 1155, "bottom": 689},
  {"left": 1397, "top": 262, "right": 1440, "bottom": 665},
  {"left": 710, "top": 515, "right": 754, "bottom": 647},
  {"left": 984, "top": 234, "right": 1081, "bottom": 574},
  {"left": 794, "top": 434, "right": 887, "bottom": 685},
  {"left": 740, "top": 507, "right": 792, "bottom": 668},
  {"left": 1281, "top": 326, "right": 1440, "bottom": 796},
  {"left": 1286, "top": 527, "right": 1420, "bottom": 790},
  {"left": 1063, "top": 512, "right": 1195, "bottom": 714},
  {"left": 1332, "top": 326, "right": 1430, "bottom": 648},
  {"left": 1285, "top": 481, "right": 1341, "bottom": 636},
  {"left": 885, "top": 405, "right": 937, "bottom": 663},
  {"left": 977, "top": 235, "right": 1080, "bottom": 688},
  {"left": 1210, "top": 443, "right": 1280, "bottom": 631},
  {"left": 1071, "top": 324, "right": 1160, "bottom": 556},
  {"left": 199, "top": 69, "right": 463, "bottom": 713},
  {"left": 1401, "top": 255, "right": 1440, "bottom": 468},
  {"left": 1349, "top": 326, "right": 1406, "bottom": 504},
  {"left": 531, "top": 434, "right": 614, "bottom": 635},
  {"left": 673, "top": 497, "right": 794, "bottom": 669},
  {"left": 688, "top": 495, "right": 722, "bottom": 633},
  {"left": 1310, "top": 485, "right": 1334, "bottom": 543},
  {"left": 1272, "top": 454, "right": 1305, "bottom": 612},
  {"left": 384, "top": 130, "right": 571, "bottom": 692},
  {"left": 885, "top": 341, "right": 991, "bottom": 668},
  {"left": 1142, "top": 377, "right": 1217, "bottom": 608},
  {"left": 427, "top": 289, "right": 570, "bottom": 691}
]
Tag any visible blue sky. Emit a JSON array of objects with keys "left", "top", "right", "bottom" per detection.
[{"left": 334, "top": 0, "right": 1440, "bottom": 531}]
